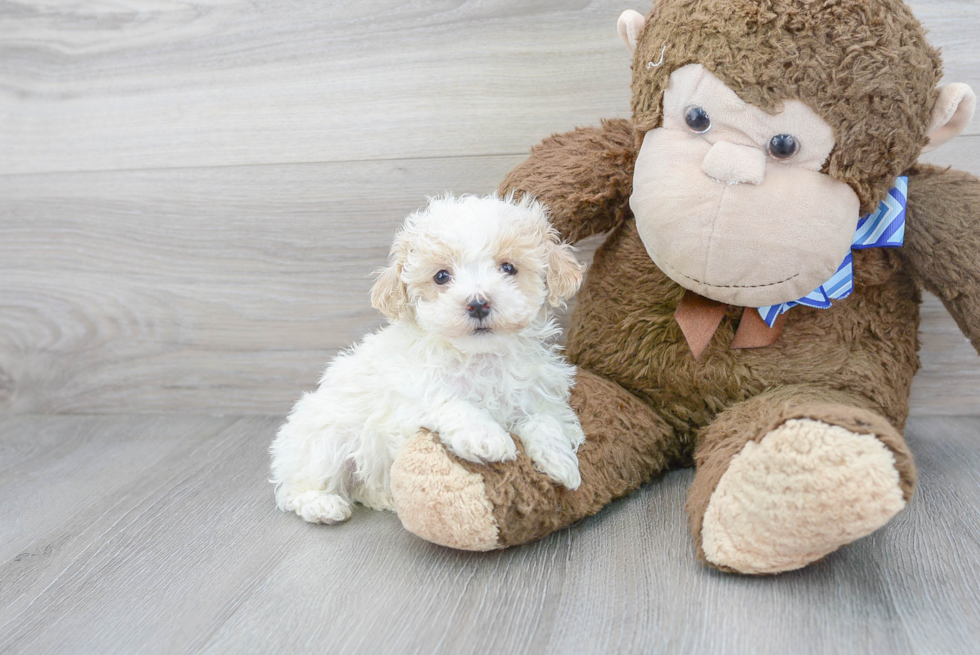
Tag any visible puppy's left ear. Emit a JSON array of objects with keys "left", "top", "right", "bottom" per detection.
[
  {"left": 546, "top": 239, "right": 586, "bottom": 307},
  {"left": 371, "top": 234, "right": 410, "bottom": 321}
]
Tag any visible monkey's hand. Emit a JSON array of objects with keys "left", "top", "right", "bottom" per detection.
[
  {"left": 499, "top": 118, "right": 638, "bottom": 244},
  {"left": 904, "top": 163, "right": 980, "bottom": 354}
]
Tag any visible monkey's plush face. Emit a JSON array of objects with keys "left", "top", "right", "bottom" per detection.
[
  {"left": 618, "top": 2, "right": 975, "bottom": 308},
  {"left": 629, "top": 64, "right": 861, "bottom": 307}
]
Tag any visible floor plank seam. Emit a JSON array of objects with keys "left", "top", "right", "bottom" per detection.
[{"left": 0, "top": 151, "right": 533, "bottom": 180}]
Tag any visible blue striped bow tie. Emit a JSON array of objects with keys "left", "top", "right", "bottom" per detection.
[{"left": 757, "top": 176, "right": 908, "bottom": 327}]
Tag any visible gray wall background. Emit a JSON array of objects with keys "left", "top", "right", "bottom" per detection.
[{"left": 1, "top": 0, "right": 977, "bottom": 416}]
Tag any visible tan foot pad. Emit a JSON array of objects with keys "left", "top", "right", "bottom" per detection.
[
  {"left": 701, "top": 418, "right": 906, "bottom": 574},
  {"left": 390, "top": 429, "right": 502, "bottom": 551}
]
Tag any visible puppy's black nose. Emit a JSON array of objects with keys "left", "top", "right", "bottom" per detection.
[{"left": 466, "top": 298, "right": 491, "bottom": 320}]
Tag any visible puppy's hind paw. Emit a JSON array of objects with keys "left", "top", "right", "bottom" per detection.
[
  {"left": 444, "top": 424, "right": 518, "bottom": 464},
  {"left": 526, "top": 445, "right": 582, "bottom": 490},
  {"left": 289, "top": 490, "right": 352, "bottom": 524}
]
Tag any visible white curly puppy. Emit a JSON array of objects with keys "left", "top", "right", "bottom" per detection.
[{"left": 270, "top": 194, "right": 587, "bottom": 524}]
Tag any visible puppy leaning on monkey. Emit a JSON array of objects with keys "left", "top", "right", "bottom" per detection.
[{"left": 270, "top": 194, "right": 586, "bottom": 525}]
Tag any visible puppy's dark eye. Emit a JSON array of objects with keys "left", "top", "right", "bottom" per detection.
[
  {"left": 767, "top": 134, "right": 799, "bottom": 159},
  {"left": 434, "top": 270, "right": 452, "bottom": 285},
  {"left": 685, "top": 106, "right": 711, "bottom": 134},
  {"left": 500, "top": 262, "right": 517, "bottom": 275}
]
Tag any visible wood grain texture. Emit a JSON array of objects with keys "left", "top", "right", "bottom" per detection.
[
  {"left": 0, "top": 414, "right": 978, "bottom": 654},
  {"left": 1, "top": 151, "right": 977, "bottom": 415},
  {"left": 0, "top": 0, "right": 978, "bottom": 416},
  {"left": 0, "top": 155, "right": 516, "bottom": 414},
  {"left": 0, "top": 0, "right": 977, "bottom": 175},
  {"left": 0, "top": 0, "right": 633, "bottom": 175}
]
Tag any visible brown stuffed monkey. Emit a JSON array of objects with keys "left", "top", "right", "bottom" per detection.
[{"left": 388, "top": 0, "right": 980, "bottom": 574}]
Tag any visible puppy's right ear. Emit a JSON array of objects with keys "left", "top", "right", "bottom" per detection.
[{"left": 370, "top": 235, "right": 409, "bottom": 321}]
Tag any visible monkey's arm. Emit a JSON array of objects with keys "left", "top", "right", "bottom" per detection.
[
  {"left": 499, "top": 118, "right": 637, "bottom": 244},
  {"left": 903, "top": 164, "right": 980, "bottom": 354}
]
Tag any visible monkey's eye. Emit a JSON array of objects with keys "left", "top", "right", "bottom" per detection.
[
  {"left": 767, "top": 134, "right": 799, "bottom": 160},
  {"left": 684, "top": 106, "right": 711, "bottom": 134},
  {"left": 499, "top": 262, "right": 517, "bottom": 275},
  {"left": 434, "top": 270, "right": 452, "bottom": 285}
]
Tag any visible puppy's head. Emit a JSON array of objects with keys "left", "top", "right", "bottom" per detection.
[{"left": 371, "top": 194, "right": 585, "bottom": 347}]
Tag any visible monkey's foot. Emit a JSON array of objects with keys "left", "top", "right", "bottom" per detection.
[{"left": 699, "top": 418, "right": 908, "bottom": 574}]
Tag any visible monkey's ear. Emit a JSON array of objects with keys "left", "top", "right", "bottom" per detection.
[
  {"left": 546, "top": 241, "right": 586, "bottom": 308},
  {"left": 922, "top": 84, "right": 976, "bottom": 153},
  {"left": 617, "top": 10, "right": 646, "bottom": 55},
  {"left": 370, "top": 236, "right": 410, "bottom": 321}
]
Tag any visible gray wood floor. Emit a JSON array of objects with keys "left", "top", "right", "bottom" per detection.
[
  {"left": 1, "top": 415, "right": 979, "bottom": 654},
  {"left": 2, "top": 1, "right": 979, "bottom": 653}
]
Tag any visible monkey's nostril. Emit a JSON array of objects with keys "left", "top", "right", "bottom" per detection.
[{"left": 466, "top": 298, "right": 491, "bottom": 320}]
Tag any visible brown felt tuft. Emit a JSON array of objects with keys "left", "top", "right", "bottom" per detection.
[
  {"left": 729, "top": 308, "right": 786, "bottom": 350},
  {"left": 674, "top": 291, "right": 728, "bottom": 360}
]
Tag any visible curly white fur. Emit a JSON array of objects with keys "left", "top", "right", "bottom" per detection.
[{"left": 270, "top": 194, "right": 587, "bottom": 524}]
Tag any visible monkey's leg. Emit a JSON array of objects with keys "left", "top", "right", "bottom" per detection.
[
  {"left": 686, "top": 385, "right": 916, "bottom": 575},
  {"left": 389, "top": 369, "right": 682, "bottom": 550}
]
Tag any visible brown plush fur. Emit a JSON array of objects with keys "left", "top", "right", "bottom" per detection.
[
  {"left": 390, "top": 0, "right": 979, "bottom": 571},
  {"left": 501, "top": 119, "right": 638, "bottom": 243},
  {"left": 565, "top": 218, "right": 923, "bottom": 431},
  {"left": 904, "top": 164, "right": 980, "bottom": 351},
  {"left": 450, "top": 369, "right": 683, "bottom": 547}
]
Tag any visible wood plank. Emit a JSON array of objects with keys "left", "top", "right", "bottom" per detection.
[
  {"left": 877, "top": 416, "right": 980, "bottom": 652},
  {"left": 0, "top": 414, "right": 237, "bottom": 562},
  {"left": 2, "top": 147, "right": 978, "bottom": 415},
  {"left": 0, "top": 414, "right": 977, "bottom": 653},
  {"left": 0, "top": 155, "right": 520, "bottom": 414},
  {"left": 0, "top": 0, "right": 633, "bottom": 175},
  {"left": 0, "top": 415, "right": 296, "bottom": 654},
  {"left": 0, "top": 0, "right": 976, "bottom": 175},
  {"left": 909, "top": 293, "right": 980, "bottom": 417}
]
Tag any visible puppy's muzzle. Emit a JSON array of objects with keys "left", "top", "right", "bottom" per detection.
[{"left": 466, "top": 298, "right": 491, "bottom": 320}]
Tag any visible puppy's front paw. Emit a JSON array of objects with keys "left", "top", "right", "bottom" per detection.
[
  {"left": 515, "top": 415, "right": 584, "bottom": 489},
  {"left": 526, "top": 444, "right": 582, "bottom": 490},
  {"left": 443, "top": 423, "right": 518, "bottom": 464},
  {"left": 288, "top": 490, "right": 352, "bottom": 524}
]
